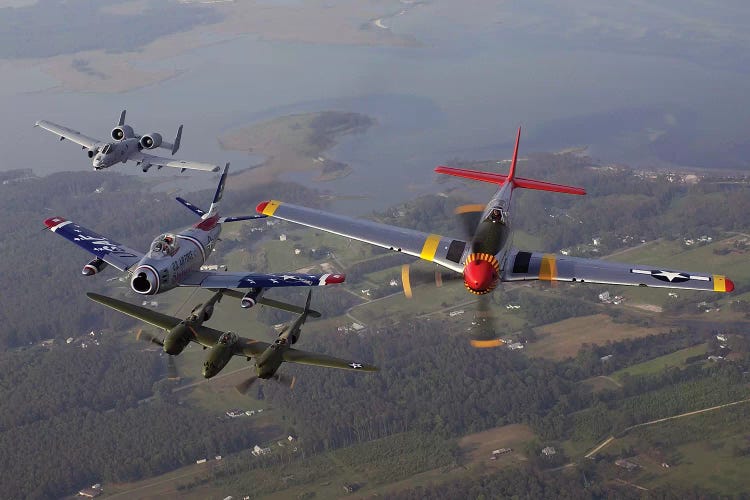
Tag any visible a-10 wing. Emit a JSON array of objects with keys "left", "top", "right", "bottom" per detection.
[
  {"left": 35, "top": 120, "right": 99, "bottom": 150},
  {"left": 131, "top": 151, "right": 220, "bottom": 172},
  {"left": 502, "top": 249, "right": 734, "bottom": 292},
  {"left": 256, "top": 200, "right": 467, "bottom": 274}
]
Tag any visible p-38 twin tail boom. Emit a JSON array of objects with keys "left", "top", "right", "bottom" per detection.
[
  {"left": 45, "top": 164, "right": 345, "bottom": 308},
  {"left": 35, "top": 110, "right": 220, "bottom": 173}
]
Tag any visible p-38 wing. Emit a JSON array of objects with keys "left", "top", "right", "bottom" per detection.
[
  {"left": 257, "top": 200, "right": 467, "bottom": 274},
  {"left": 35, "top": 120, "right": 99, "bottom": 149},
  {"left": 256, "top": 200, "right": 733, "bottom": 293}
]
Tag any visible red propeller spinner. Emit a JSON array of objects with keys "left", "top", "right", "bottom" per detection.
[{"left": 463, "top": 253, "right": 500, "bottom": 295}]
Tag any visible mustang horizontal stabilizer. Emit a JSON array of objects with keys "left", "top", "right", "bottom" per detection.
[
  {"left": 282, "top": 348, "right": 378, "bottom": 372},
  {"left": 182, "top": 271, "right": 346, "bottom": 289},
  {"left": 257, "top": 200, "right": 467, "bottom": 274},
  {"left": 44, "top": 217, "right": 144, "bottom": 272},
  {"left": 87, "top": 293, "right": 182, "bottom": 330},
  {"left": 502, "top": 249, "right": 734, "bottom": 292}
]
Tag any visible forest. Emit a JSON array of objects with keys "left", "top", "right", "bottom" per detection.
[{"left": 1, "top": 155, "right": 749, "bottom": 498}]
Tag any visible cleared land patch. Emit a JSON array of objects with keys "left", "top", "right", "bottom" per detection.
[{"left": 528, "top": 314, "right": 665, "bottom": 360}]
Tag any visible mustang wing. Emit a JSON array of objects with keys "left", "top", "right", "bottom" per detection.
[
  {"left": 131, "top": 151, "right": 220, "bottom": 172},
  {"left": 35, "top": 120, "right": 100, "bottom": 150},
  {"left": 87, "top": 293, "right": 182, "bottom": 330},
  {"left": 502, "top": 249, "right": 734, "bottom": 292},
  {"left": 181, "top": 271, "right": 345, "bottom": 289},
  {"left": 257, "top": 200, "right": 467, "bottom": 274},
  {"left": 44, "top": 216, "right": 144, "bottom": 272},
  {"left": 282, "top": 348, "right": 378, "bottom": 372}
]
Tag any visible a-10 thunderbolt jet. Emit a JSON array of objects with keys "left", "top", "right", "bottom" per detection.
[
  {"left": 45, "top": 164, "right": 345, "bottom": 307},
  {"left": 87, "top": 290, "right": 377, "bottom": 388},
  {"left": 256, "top": 128, "right": 734, "bottom": 346},
  {"left": 35, "top": 110, "right": 220, "bottom": 173}
]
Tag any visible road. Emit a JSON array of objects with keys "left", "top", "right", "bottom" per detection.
[{"left": 584, "top": 397, "right": 750, "bottom": 458}]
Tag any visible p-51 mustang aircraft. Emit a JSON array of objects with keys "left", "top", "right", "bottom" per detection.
[
  {"left": 45, "top": 164, "right": 345, "bottom": 307},
  {"left": 35, "top": 110, "right": 220, "bottom": 173},
  {"left": 256, "top": 128, "right": 734, "bottom": 345},
  {"left": 88, "top": 290, "right": 377, "bottom": 387}
]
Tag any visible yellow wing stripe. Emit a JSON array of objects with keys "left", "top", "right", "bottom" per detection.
[
  {"left": 261, "top": 200, "right": 281, "bottom": 216},
  {"left": 539, "top": 254, "right": 557, "bottom": 281},
  {"left": 713, "top": 275, "right": 727, "bottom": 292},
  {"left": 420, "top": 234, "right": 441, "bottom": 261}
]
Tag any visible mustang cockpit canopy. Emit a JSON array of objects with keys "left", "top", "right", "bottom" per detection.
[{"left": 488, "top": 204, "right": 507, "bottom": 225}]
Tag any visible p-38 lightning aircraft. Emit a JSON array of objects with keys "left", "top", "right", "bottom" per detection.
[
  {"left": 35, "top": 110, "right": 220, "bottom": 173},
  {"left": 88, "top": 290, "right": 377, "bottom": 387},
  {"left": 45, "top": 164, "right": 345, "bottom": 306},
  {"left": 257, "top": 128, "right": 734, "bottom": 345}
]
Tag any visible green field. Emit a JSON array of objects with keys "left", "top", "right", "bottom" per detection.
[
  {"left": 610, "top": 344, "right": 708, "bottom": 382},
  {"left": 603, "top": 403, "right": 750, "bottom": 495}
]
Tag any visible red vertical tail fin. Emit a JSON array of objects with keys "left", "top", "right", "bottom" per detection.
[{"left": 507, "top": 126, "right": 521, "bottom": 182}]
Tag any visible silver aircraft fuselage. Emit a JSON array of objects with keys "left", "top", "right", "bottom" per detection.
[{"left": 130, "top": 217, "right": 221, "bottom": 296}]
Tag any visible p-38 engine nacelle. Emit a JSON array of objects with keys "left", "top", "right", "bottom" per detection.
[
  {"left": 139, "top": 133, "right": 162, "bottom": 149},
  {"left": 82, "top": 258, "right": 108, "bottom": 276},
  {"left": 241, "top": 288, "right": 265, "bottom": 309},
  {"left": 111, "top": 125, "right": 134, "bottom": 141}
]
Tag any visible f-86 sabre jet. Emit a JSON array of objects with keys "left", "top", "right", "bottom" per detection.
[
  {"left": 35, "top": 110, "right": 220, "bottom": 173},
  {"left": 88, "top": 290, "right": 377, "bottom": 386},
  {"left": 45, "top": 164, "right": 344, "bottom": 307},
  {"left": 257, "top": 128, "right": 734, "bottom": 345}
]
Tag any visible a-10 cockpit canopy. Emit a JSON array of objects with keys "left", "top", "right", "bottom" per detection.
[
  {"left": 101, "top": 143, "right": 113, "bottom": 155},
  {"left": 150, "top": 233, "right": 179, "bottom": 256}
]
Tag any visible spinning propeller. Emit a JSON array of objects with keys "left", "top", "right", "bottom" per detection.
[
  {"left": 136, "top": 329, "right": 180, "bottom": 380},
  {"left": 400, "top": 203, "right": 505, "bottom": 347},
  {"left": 235, "top": 371, "right": 296, "bottom": 395}
]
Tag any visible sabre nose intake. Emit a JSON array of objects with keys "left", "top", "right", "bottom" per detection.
[{"left": 131, "top": 266, "right": 159, "bottom": 295}]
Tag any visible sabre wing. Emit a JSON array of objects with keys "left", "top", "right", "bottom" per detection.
[
  {"left": 282, "top": 348, "right": 378, "bottom": 372},
  {"left": 44, "top": 216, "right": 144, "bottom": 272},
  {"left": 131, "top": 151, "right": 220, "bottom": 172},
  {"left": 502, "top": 249, "right": 734, "bottom": 292},
  {"left": 257, "top": 200, "right": 467, "bottom": 274},
  {"left": 181, "top": 270, "right": 346, "bottom": 289},
  {"left": 35, "top": 120, "right": 100, "bottom": 150}
]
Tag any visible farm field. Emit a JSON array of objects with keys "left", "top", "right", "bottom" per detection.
[
  {"left": 528, "top": 314, "right": 666, "bottom": 360},
  {"left": 610, "top": 344, "right": 708, "bottom": 382}
]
